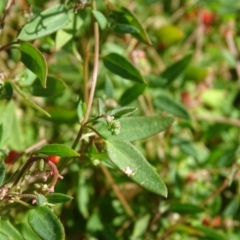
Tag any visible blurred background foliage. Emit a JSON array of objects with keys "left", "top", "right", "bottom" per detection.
[{"left": 1, "top": 0, "right": 240, "bottom": 239}]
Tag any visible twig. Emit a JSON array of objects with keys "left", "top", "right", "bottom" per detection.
[
  {"left": 24, "top": 139, "right": 48, "bottom": 154},
  {"left": 100, "top": 164, "right": 135, "bottom": 217},
  {"left": 72, "top": 0, "right": 99, "bottom": 150},
  {"left": 0, "top": 0, "right": 15, "bottom": 36}
]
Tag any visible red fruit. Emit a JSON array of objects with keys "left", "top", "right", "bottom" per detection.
[
  {"left": 201, "top": 11, "right": 215, "bottom": 25},
  {"left": 212, "top": 216, "right": 221, "bottom": 227},
  {"left": 181, "top": 91, "right": 192, "bottom": 106},
  {"left": 46, "top": 156, "right": 60, "bottom": 164},
  {"left": 202, "top": 216, "right": 211, "bottom": 226},
  {"left": 5, "top": 150, "right": 19, "bottom": 164}
]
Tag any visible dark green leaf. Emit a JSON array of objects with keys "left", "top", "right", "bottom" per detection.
[
  {"left": 119, "top": 83, "right": 146, "bottom": 105},
  {"left": 103, "top": 53, "right": 145, "bottom": 84},
  {"left": 46, "top": 193, "right": 73, "bottom": 203},
  {"left": 29, "top": 76, "right": 67, "bottom": 97},
  {"left": 37, "top": 144, "right": 79, "bottom": 157},
  {"left": 0, "top": 160, "right": 6, "bottom": 186},
  {"left": 0, "top": 220, "right": 23, "bottom": 240},
  {"left": 17, "top": 223, "right": 42, "bottom": 240},
  {"left": 223, "top": 198, "right": 239, "bottom": 217},
  {"left": 171, "top": 138, "right": 198, "bottom": 159},
  {"left": 110, "top": 7, "right": 151, "bottom": 45},
  {"left": 106, "top": 140, "right": 167, "bottom": 197},
  {"left": 194, "top": 226, "right": 225, "bottom": 240},
  {"left": 17, "top": 42, "right": 48, "bottom": 88},
  {"left": 92, "top": 10, "right": 108, "bottom": 30},
  {"left": 169, "top": 203, "right": 204, "bottom": 214},
  {"left": 98, "top": 116, "right": 173, "bottom": 142},
  {"left": 149, "top": 54, "right": 192, "bottom": 87},
  {"left": 12, "top": 83, "right": 51, "bottom": 117},
  {"left": 154, "top": 94, "right": 190, "bottom": 119},
  {"left": 28, "top": 206, "right": 65, "bottom": 240},
  {"left": 18, "top": 4, "right": 69, "bottom": 41},
  {"left": 43, "top": 107, "right": 78, "bottom": 124},
  {"left": 109, "top": 107, "right": 138, "bottom": 117}
]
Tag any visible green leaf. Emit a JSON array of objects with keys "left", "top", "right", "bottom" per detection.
[
  {"left": 109, "top": 107, "right": 138, "bottom": 118},
  {"left": 0, "top": 220, "right": 23, "bottom": 240},
  {"left": 12, "top": 83, "right": 51, "bottom": 117},
  {"left": 119, "top": 83, "right": 146, "bottom": 105},
  {"left": 43, "top": 107, "right": 78, "bottom": 124},
  {"left": 131, "top": 214, "right": 151, "bottom": 238},
  {"left": 110, "top": 7, "right": 151, "bottom": 45},
  {"left": 106, "top": 140, "right": 167, "bottom": 197},
  {"left": 46, "top": 193, "right": 73, "bottom": 204},
  {"left": 0, "top": 160, "right": 6, "bottom": 186},
  {"left": 223, "top": 198, "right": 240, "bottom": 217},
  {"left": 169, "top": 203, "right": 204, "bottom": 214},
  {"left": 36, "top": 193, "right": 47, "bottom": 206},
  {"left": 92, "top": 10, "right": 108, "bottom": 30},
  {"left": 17, "top": 223, "right": 42, "bottom": 240},
  {"left": 103, "top": 53, "right": 145, "bottom": 84},
  {"left": 194, "top": 226, "right": 225, "bottom": 240},
  {"left": 18, "top": 4, "right": 69, "bottom": 41},
  {"left": 17, "top": 42, "right": 48, "bottom": 88},
  {"left": 171, "top": 138, "right": 198, "bottom": 159},
  {"left": 37, "top": 144, "right": 79, "bottom": 157},
  {"left": 28, "top": 206, "right": 65, "bottom": 240},
  {"left": 29, "top": 76, "right": 67, "bottom": 97},
  {"left": 154, "top": 94, "right": 190, "bottom": 119},
  {"left": 98, "top": 116, "right": 173, "bottom": 142},
  {"left": 149, "top": 54, "right": 192, "bottom": 87}
]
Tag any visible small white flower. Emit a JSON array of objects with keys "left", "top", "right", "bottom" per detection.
[{"left": 123, "top": 167, "right": 135, "bottom": 177}]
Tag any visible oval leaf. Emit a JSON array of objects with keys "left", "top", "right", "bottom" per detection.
[
  {"left": 103, "top": 53, "right": 145, "bottom": 83},
  {"left": 29, "top": 76, "right": 67, "bottom": 97},
  {"left": 170, "top": 203, "right": 204, "bottom": 215},
  {"left": 110, "top": 6, "right": 151, "bottom": 45},
  {"left": 119, "top": 83, "right": 146, "bottom": 105},
  {"left": 37, "top": 144, "right": 79, "bottom": 157},
  {"left": 28, "top": 206, "right": 65, "bottom": 240},
  {"left": 46, "top": 193, "right": 73, "bottom": 203},
  {"left": 154, "top": 94, "right": 190, "bottom": 119},
  {"left": 106, "top": 140, "right": 167, "bottom": 197},
  {"left": 98, "top": 116, "right": 173, "bottom": 142},
  {"left": 17, "top": 42, "right": 47, "bottom": 88},
  {"left": 12, "top": 83, "right": 50, "bottom": 117},
  {"left": 0, "top": 220, "right": 23, "bottom": 239},
  {"left": 18, "top": 4, "right": 69, "bottom": 41},
  {"left": 109, "top": 107, "right": 138, "bottom": 118},
  {"left": 0, "top": 160, "right": 6, "bottom": 186},
  {"left": 92, "top": 10, "right": 108, "bottom": 30}
]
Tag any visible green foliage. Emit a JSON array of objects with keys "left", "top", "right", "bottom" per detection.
[{"left": 0, "top": 0, "right": 240, "bottom": 239}]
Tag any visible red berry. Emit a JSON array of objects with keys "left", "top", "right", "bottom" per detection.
[
  {"left": 212, "top": 216, "right": 221, "bottom": 227},
  {"left": 201, "top": 11, "right": 215, "bottom": 25},
  {"left": 46, "top": 156, "right": 60, "bottom": 164},
  {"left": 5, "top": 150, "right": 19, "bottom": 164}
]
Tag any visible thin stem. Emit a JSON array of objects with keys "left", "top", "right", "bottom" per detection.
[
  {"left": 100, "top": 164, "right": 135, "bottom": 217},
  {"left": 72, "top": 0, "right": 99, "bottom": 149},
  {"left": 82, "top": 1, "right": 99, "bottom": 124},
  {"left": 0, "top": 0, "right": 15, "bottom": 36},
  {"left": 13, "top": 199, "right": 32, "bottom": 208},
  {"left": 10, "top": 156, "right": 41, "bottom": 189}
]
